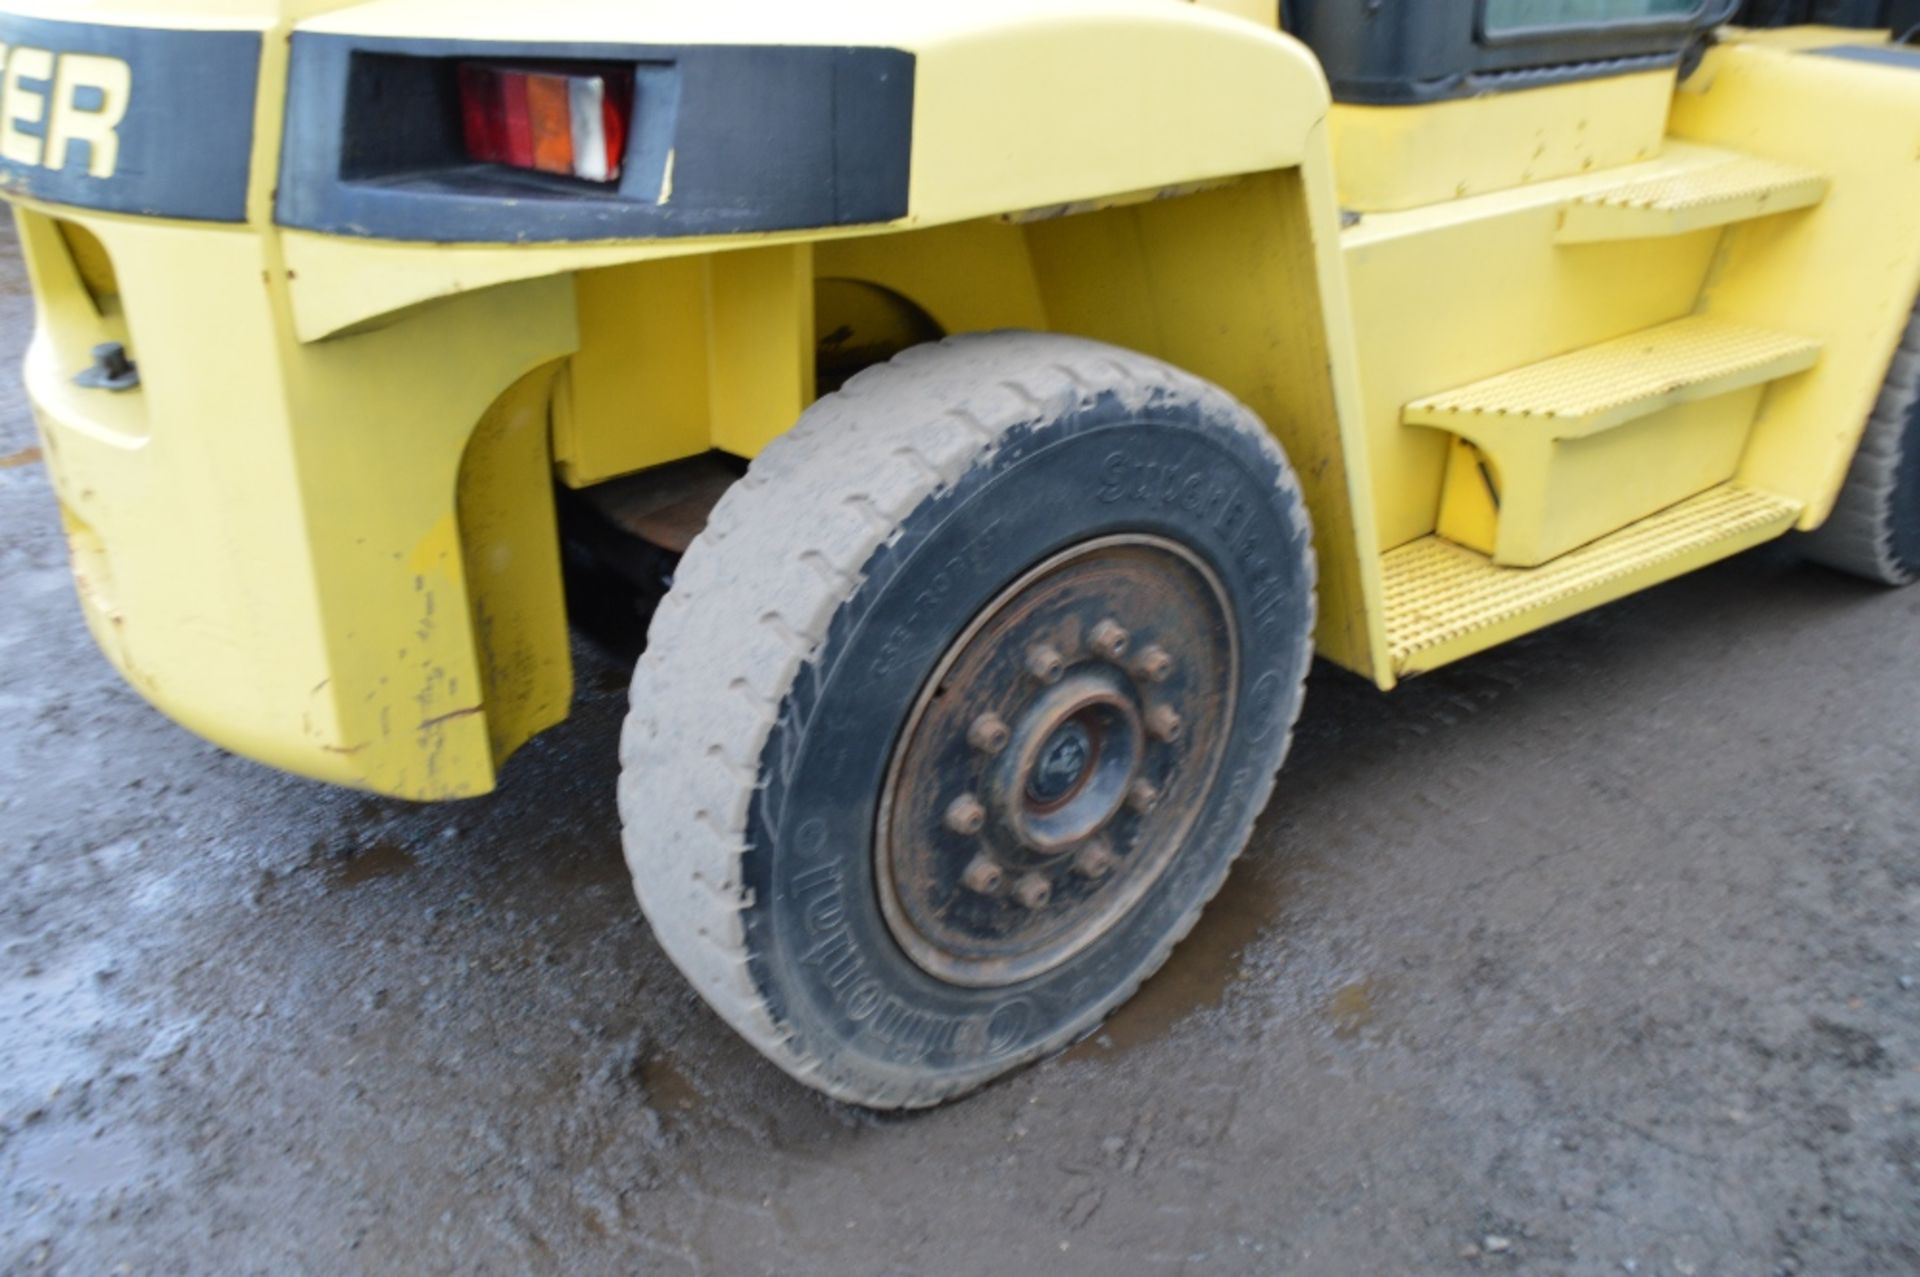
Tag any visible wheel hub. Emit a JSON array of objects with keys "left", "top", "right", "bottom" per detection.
[
  {"left": 1029, "top": 721, "right": 1092, "bottom": 806},
  {"left": 875, "top": 535, "right": 1238, "bottom": 988},
  {"left": 994, "top": 669, "right": 1142, "bottom": 854}
]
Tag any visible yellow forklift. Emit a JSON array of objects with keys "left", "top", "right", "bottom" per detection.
[{"left": 4, "top": 0, "right": 1917, "bottom": 1105}]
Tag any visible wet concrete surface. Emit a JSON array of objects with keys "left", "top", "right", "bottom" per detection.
[{"left": 2, "top": 232, "right": 1918, "bottom": 1277}]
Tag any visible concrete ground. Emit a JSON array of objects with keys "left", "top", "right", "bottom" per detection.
[{"left": 2, "top": 228, "right": 1916, "bottom": 1277}]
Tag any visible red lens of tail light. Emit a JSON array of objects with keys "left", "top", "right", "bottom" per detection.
[{"left": 458, "top": 63, "right": 633, "bottom": 184}]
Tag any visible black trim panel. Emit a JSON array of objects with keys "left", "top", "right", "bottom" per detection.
[
  {"left": 0, "top": 15, "right": 258, "bottom": 222},
  {"left": 278, "top": 34, "right": 915, "bottom": 243},
  {"left": 1288, "top": 0, "right": 1736, "bottom": 103},
  {"left": 1809, "top": 44, "right": 1920, "bottom": 69}
]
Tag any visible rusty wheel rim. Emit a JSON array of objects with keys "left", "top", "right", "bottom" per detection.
[{"left": 875, "top": 535, "right": 1238, "bottom": 988}]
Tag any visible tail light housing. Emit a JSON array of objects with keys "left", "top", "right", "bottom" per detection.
[
  {"left": 283, "top": 42, "right": 915, "bottom": 245},
  {"left": 458, "top": 63, "right": 633, "bottom": 184}
]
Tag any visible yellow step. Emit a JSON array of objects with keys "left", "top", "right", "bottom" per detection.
[
  {"left": 1557, "top": 154, "right": 1828, "bottom": 244},
  {"left": 1404, "top": 315, "right": 1820, "bottom": 441},
  {"left": 1383, "top": 484, "right": 1802, "bottom": 677}
]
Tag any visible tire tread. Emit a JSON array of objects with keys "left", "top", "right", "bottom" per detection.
[{"left": 619, "top": 332, "right": 1314, "bottom": 1107}]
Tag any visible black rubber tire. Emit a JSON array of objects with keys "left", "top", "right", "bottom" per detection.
[
  {"left": 1800, "top": 298, "right": 1920, "bottom": 586},
  {"left": 618, "top": 332, "right": 1316, "bottom": 1107}
]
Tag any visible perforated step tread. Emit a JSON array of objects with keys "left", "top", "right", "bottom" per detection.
[
  {"left": 1403, "top": 316, "right": 1820, "bottom": 439},
  {"left": 1383, "top": 485, "right": 1801, "bottom": 676},
  {"left": 1559, "top": 155, "right": 1827, "bottom": 243}
]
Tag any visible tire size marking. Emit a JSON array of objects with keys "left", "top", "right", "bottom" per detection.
[
  {"left": 1096, "top": 450, "right": 1297, "bottom": 637},
  {"left": 867, "top": 517, "right": 1008, "bottom": 681},
  {"left": 790, "top": 860, "right": 1020, "bottom": 1063}
]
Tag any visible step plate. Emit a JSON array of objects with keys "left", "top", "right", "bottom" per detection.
[
  {"left": 1404, "top": 316, "right": 1821, "bottom": 439},
  {"left": 1559, "top": 156, "right": 1828, "bottom": 243},
  {"left": 1383, "top": 485, "right": 1802, "bottom": 677}
]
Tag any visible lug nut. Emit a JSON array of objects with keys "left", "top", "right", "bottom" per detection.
[
  {"left": 1127, "top": 779, "right": 1162, "bottom": 814},
  {"left": 1012, "top": 873, "right": 1053, "bottom": 910},
  {"left": 962, "top": 854, "right": 1005, "bottom": 895},
  {"left": 1088, "top": 618, "right": 1129, "bottom": 661},
  {"left": 967, "top": 713, "right": 1011, "bottom": 755},
  {"left": 1146, "top": 705, "right": 1184, "bottom": 743},
  {"left": 1026, "top": 643, "right": 1065, "bottom": 684},
  {"left": 1133, "top": 645, "right": 1174, "bottom": 684},
  {"left": 944, "top": 793, "right": 987, "bottom": 836},
  {"left": 1073, "top": 839, "right": 1117, "bottom": 880}
]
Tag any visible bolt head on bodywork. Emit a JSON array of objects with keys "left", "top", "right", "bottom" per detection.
[{"left": 945, "top": 793, "right": 987, "bottom": 835}]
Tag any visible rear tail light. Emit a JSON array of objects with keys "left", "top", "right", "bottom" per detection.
[{"left": 458, "top": 63, "right": 633, "bottom": 184}]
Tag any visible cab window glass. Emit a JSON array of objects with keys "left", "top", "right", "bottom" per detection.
[{"left": 1484, "top": 0, "right": 1700, "bottom": 31}]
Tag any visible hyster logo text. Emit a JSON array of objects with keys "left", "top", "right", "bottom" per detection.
[{"left": 0, "top": 46, "right": 131, "bottom": 178}]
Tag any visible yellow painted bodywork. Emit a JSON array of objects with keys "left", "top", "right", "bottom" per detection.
[
  {"left": 457, "top": 367, "right": 573, "bottom": 766},
  {"left": 1407, "top": 316, "right": 1822, "bottom": 566},
  {"left": 19, "top": 205, "right": 577, "bottom": 797},
  {"left": 1336, "top": 31, "right": 1920, "bottom": 679},
  {"left": 1384, "top": 485, "right": 1803, "bottom": 676},
  {"left": 10, "top": 0, "right": 1355, "bottom": 797},
  {"left": 1672, "top": 31, "right": 1920, "bottom": 529},
  {"left": 1342, "top": 136, "right": 1731, "bottom": 556},
  {"left": 1329, "top": 70, "right": 1671, "bottom": 213},
  {"left": 1021, "top": 160, "right": 1384, "bottom": 675},
  {"left": 5, "top": 0, "right": 1919, "bottom": 796},
  {"left": 1554, "top": 153, "right": 1830, "bottom": 243}
]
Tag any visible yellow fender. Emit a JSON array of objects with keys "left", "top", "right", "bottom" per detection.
[{"left": 282, "top": 0, "right": 1330, "bottom": 339}]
